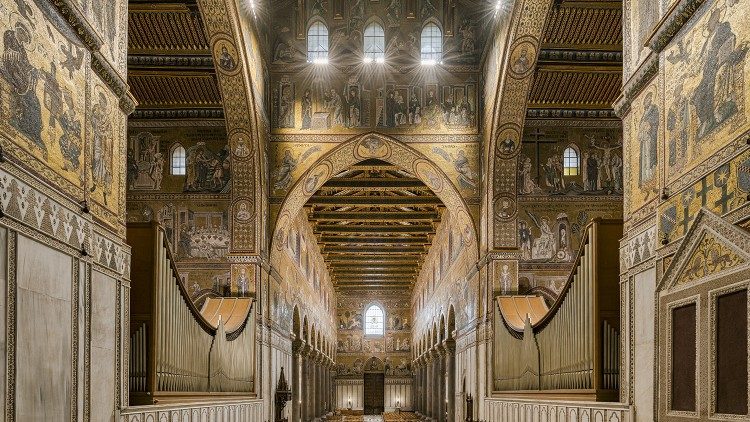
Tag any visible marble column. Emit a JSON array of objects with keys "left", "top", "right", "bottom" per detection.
[
  {"left": 292, "top": 340, "right": 304, "bottom": 422},
  {"left": 427, "top": 351, "right": 434, "bottom": 419},
  {"left": 421, "top": 354, "right": 430, "bottom": 416},
  {"left": 419, "top": 360, "right": 429, "bottom": 415},
  {"left": 314, "top": 356, "right": 320, "bottom": 418},
  {"left": 328, "top": 364, "right": 334, "bottom": 413},
  {"left": 444, "top": 339, "right": 456, "bottom": 422},
  {"left": 311, "top": 351, "right": 319, "bottom": 419},
  {"left": 302, "top": 346, "right": 314, "bottom": 422},
  {"left": 433, "top": 349, "right": 441, "bottom": 420},
  {"left": 413, "top": 361, "right": 419, "bottom": 414},
  {"left": 436, "top": 347, "right": 444, "bottom": 421}
]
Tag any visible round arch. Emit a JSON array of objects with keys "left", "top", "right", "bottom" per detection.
[
  {"left": 363, "top": 301, "right": 386, "bottom": 337},
  {"left": 271, "top": 132, "right": 478, "bottom": 265}
]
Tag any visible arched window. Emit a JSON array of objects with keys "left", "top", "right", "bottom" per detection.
[
  {"left": 364, "top": 304, "right": 384, "bottom": 336},
  {"left": 420, "top": 23, "right": 443, "bottom": 64},
  {"left": 307, "top": 21, "right": 329, "bottom": 63},
  {"left": 363, "top": 22, "right": 385, "bottom": 63},
  {"left": 171, "top": 145, "right": 186, "bottom": 175},
  {"left": 563, "top": 146, "right": 579, "bottom": 176}
]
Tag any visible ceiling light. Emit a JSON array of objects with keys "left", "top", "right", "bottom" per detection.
[{"left": 364, "top": 57, "right": 373, "bottom": 64}]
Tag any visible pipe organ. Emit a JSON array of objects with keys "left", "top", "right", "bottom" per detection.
[
  {"left": 493, "top": 220, "right": 622, "bottom": 401},
  {"left": 127, "top": 223, "right": 255, "bottom": 404}
]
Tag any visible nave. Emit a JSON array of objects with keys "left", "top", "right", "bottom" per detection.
[{"left": 1, "top": 0, "right": 750, "bottom": 421}]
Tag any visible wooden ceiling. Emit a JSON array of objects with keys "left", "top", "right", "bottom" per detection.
[
  {"left": 127, "top": 0, "right": 224, "bottom": 120},
  {"left": 306, "top": 160, "right": 443, "bottom": 293},
  {"left": 527, "top": 0, "right": 623, "bottom": 119}
]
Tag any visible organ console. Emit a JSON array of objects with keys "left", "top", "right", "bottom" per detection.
[
  {"left": 493, "top": 219, "right": 622, "bottom": 401},
  {"left": 127, "top": 223, "right": 255, "bottom": 404}
]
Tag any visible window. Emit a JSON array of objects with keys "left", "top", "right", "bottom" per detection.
[
  {"left": 171, "top": 145, "right": 186, "bottom": 175},
  {"left": 307, "top": 21, "right": 329, "bottom": 63},
  {"left": 364, "top": 305, "right": 384, "bottom": 336},
  {"left": 563, "top": 147, "right": 579, "bottom": 176},
  {"left": 420, "top": 23, "right": 442, "bottom": 64},
  {"left": 364, "top": 22, "right": 385, "bottom": 63}
]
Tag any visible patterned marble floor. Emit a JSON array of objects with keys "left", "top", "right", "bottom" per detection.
[{"left": 363, "top": 417, "right": 384, "bottom": 422}]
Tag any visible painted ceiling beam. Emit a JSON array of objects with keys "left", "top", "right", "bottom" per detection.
[
  {"left": 308, "top": 211, "right": 440, "bottom": 221},
  {"left": 328, "top": 263, "right": 418, "bottom": 269},
  {"left": 322, "top": 246, "right": 425, "bottom": 253},
  {"left": 319, "top": 235, "right": 430, "bottom": 244},
  {"left": 314, "top": 224, "right": 435, "bottom": 233},
  {"left": 318, "top": 178, "right": 427, "bottom": 189},
  {"left": 331, "top": 269, "right": 418, "bottom": 275},
  {"left": 307, "top": 195, "right": 442, "bottom": 206}
]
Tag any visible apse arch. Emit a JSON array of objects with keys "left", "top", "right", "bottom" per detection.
[{"left": 271, "top": 132, "right": 478, "bottom": 266}]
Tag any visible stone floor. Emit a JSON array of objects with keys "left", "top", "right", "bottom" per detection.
[{"left": 363, "top": 417, "right": 383, "bottom": 422}]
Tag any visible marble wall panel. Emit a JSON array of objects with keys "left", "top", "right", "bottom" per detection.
[
  {"left": 15, "top": 235, "right": 72, "bottom": 419},
  {"left": 0, "top": 227, "right": 5, "bottom": 417},
  {"left": 91, "top": 270, "right": 116, "bottom": 422},
  {"left": 633, "top": 267, "right": 656, "bottom": 422}
]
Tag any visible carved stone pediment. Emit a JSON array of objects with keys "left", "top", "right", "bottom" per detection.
[{"left": 658, "top": 208, "right": 750, "bottom": 294}]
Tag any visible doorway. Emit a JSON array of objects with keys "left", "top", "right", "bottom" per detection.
[{"left": 363, "top": 372, "right": 385, "bottom": 415}]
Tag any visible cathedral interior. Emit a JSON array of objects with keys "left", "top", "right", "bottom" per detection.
[{"left": 1, "top": 0, "right": 750, "bottom": 420}]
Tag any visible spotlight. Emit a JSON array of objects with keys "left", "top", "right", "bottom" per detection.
[
  {"left": 421, "top": 59, "right": 438, "bottom": 66},
  {"left": 311, "top": 58, "right": 329, "bottom": 65},
  {"left": 363, "top": 57, "right": 373, "bottom": 64}
]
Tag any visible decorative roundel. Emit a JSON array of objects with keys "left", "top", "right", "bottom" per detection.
[
  {"left": 234, "top": 199, "right": 254, "bottom": 222},
  {"left": 508, "top": 37, "right": 538, "bottom": 80},
  {"left": 495, "top": 123, "right": 522, "bottom": 158},
  {"left": 302, "top": 163, "right": 331, "bottom": 196},
  {"left": 213, "top": 35, "right": 241, "bottom": 76},
  {"left": 355, "top": 136, "right": 391, "bottom": 160},
  {"left": 493, "top": 195, "right": 517, "bottom": 221},
  {"left": 230, "top": 129, "right": 253, "bottom": 159},
  {"left": 414, "top": 160, "right": 444, "bottom": 194},
  {"left": 274, "top": 213, "right": 291, "bottom": 250}
]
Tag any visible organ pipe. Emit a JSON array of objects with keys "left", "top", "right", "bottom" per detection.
[
  {"left": 493, "top": 220, "right": 622, "bottom": 400},
  {"left": 127, "top": 223, "right": 255, "bottom": 404}
]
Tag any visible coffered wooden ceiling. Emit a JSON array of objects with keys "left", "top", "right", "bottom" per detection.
[
  {"left": 527, "top": 0, "right": 623, "bottom": 119},
  {"left": 306, "top": 160, "right": 443, "bottom": 293},
  {"left": 128, "top": 0, "right": 224, "bottom": 120}
]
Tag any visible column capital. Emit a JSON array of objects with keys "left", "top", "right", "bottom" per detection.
[
  {"left": 431, "top": 347, "right": 442, "bottom": 359},
  {"left": 442, "top": 338, "right": 456, "bottom": 356},
  {"left": 292, "top": 339, "right": 305, "bottom": 355},
  {"left": 302, "top": 344, "right": 315, "bottom": 357}
]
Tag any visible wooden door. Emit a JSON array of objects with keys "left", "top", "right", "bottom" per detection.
[{"left": 363, "top": 373, "right": 385, "bottom": 415}]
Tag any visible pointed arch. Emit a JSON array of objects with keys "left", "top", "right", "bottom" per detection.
[
  {"left": 293, "top": 305, "right": 301, "bottom": 340},
  {"left": 307, "top": 19, "right": 329, "bottom": 63},
  {"left": 448, "top": 305, "right": 456, "bottom": 339},
  {"left": 170, "top": 143, "right": 186, "bottom": 175},
  {"left": 420, "top": 19, "right": 443, "bottom": 64},
  {"left": 563, "top": 144, "right": 580, "bottom": 176},
  {"left": 271, "top": 132, "right": 478, "bottom": 269},
  {"left": 363, "top": 18, "right": 386, "bottom": 62},
  {"left": 439, "top": 314, "right": 446, "bottom": 342}
]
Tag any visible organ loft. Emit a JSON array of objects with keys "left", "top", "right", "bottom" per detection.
[{"left": 1, "top": 0, "right": 750, "bottom": 420}]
